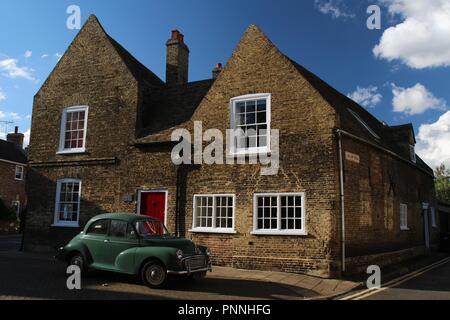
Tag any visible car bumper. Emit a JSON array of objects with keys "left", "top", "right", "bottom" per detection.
[{"left": 167, "top": 255, "right": 212, "bottom": 275}]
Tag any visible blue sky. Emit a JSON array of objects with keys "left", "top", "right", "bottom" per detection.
[{"left": 0, "top": 0, "right": 449, "bottom": 168}]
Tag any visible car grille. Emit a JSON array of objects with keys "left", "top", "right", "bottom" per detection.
[{"left": 184, "top": 255, "right": 207, "bottom": 271}]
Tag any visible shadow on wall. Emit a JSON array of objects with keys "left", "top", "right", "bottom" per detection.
[{"left": 23, "top": 168, "right": 110, "bottom": 252}]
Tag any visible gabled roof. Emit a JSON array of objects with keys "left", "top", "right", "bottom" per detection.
[{"left": 0, "top": 140, "right": 27, "bottom": 164}]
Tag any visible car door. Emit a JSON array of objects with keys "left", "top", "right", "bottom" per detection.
[
  {"left": 82, "top": 219, "right": 110, "bottom": 267},
  {"left": 104, "top": 220, "right": 138, "bottom": 271}
]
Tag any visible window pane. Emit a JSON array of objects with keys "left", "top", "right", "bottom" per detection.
[
  {"left": 246, "top": 100, "right": 256, "bottom": 112},
  {"left": 110, "top": 220, "right": 128, "bottom": 238},
  {"left": 87, "top": 220, "right": 109, "bottom": 235}
]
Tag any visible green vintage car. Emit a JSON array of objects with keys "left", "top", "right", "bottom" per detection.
[{"left": 56, "top": 213, "right": 212, "bottom": 288}]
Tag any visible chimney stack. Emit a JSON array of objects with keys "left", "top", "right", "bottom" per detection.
[
  {"left": 212, "top": 63, "right": 223, "bottom": 79},
  {"left": 7, "top": 126, "right": 24, "bottom": 149},
  {"left": 166, "top": 29, "right": 189, "bottom": 85}
]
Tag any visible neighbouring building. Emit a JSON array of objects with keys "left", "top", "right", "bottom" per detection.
[
  {"left": 25, "top": 15, "right": 439, "bottom": 277},
  {"left": 0, "top": 127, "right": 27, "bottom": 218}
]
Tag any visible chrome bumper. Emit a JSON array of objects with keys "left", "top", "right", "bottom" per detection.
[{"left": 167, "top": 264, "right": 212, "bottom": 275}]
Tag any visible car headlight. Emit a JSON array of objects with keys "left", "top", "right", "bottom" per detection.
[{"left": 176, "top": 249, "right": 183, "bottom": 260}]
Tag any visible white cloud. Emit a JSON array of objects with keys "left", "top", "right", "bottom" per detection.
[
  {"left": 0, "top": 109, "right": 21, "bottom": 120},
  {"left": 0, "top": 88, "right": 6, "bottom": 101},
  {"left": 416, "top": 111, "right": 450, "bottom": 169},
  {"left": 374, "top": 0, "right": 450, "bottom": 69},
  {"left": 0, "top": 58, "right": 35, "bottom": 81},
  {"left": 23, "top": 128, "right": 30, "bottom": 147},
  {"left": 314, "top": 0, "right": 355, "bottom": 20},
  {"left": 24, "top": 50, "right": 32, "bottom": 59},
  {"left": 348, "top": 86, "right": 382, "bottom": 108},
  {"left": 41, "top": 54, "right": 49, "bottom": 58},
  {"left": 392, "top": 83, "right": 447, "bottom": 115}
]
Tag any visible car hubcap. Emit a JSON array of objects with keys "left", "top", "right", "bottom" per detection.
[{"left": 146, "top": 265, "right": 164, "bottom": 286}]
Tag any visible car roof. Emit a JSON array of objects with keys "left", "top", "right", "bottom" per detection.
[{"left": 88, "top": 213, "right": 158, "bottom": 224}]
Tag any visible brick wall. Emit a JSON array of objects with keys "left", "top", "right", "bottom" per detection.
[{"left": 0, "top": 160, "right": 27, "bottom": 216}]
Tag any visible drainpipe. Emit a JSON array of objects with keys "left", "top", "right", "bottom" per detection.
[
  {"left": 337, "top": 130, "right": 346, "bottom": 273},
  {"left": 175, "top": 164, "right": 182, "bottom": 238}
]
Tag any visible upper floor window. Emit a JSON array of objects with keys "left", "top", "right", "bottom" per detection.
[
  {"left": 53, "top": 179, "right": 81, "bottom": 227},
  {"left": 230, "top": 94, "right": 271, "bottom": 155},
  {"left": 15, "top": 165, "right": 24, "bottom": 180},
  {"left": 58, "top": 106, "right": 89, "bottom": 154},
  {"left": 410, "top": 145, "right": 416, "bottom": 163}
]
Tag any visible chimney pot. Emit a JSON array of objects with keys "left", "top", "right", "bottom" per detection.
[
  {"left": 212, "top": 63, "right": 223, "bottom": 79},
  {"left": 14, "top": 126, "right": 18, "bottom": 134}
]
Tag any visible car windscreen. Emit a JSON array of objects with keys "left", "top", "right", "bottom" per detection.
[{"left": 134, "top": 219, "right": 170, "bottom": 237}]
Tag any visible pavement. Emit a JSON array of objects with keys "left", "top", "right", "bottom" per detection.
[{"left": 0, "top": 234, "right": 360, "bottom": 300}]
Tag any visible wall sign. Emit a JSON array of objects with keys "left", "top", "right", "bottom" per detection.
[{"left": 345, "top": 151, "right": 360, "bottom": 164}]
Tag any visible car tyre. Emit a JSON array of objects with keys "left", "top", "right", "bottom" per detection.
[
  {"left": 141, "top": 260, "right": 167, "bottom": 289},
  {"left": 68, "top": 252, "right": 87, "bottom": 273}
]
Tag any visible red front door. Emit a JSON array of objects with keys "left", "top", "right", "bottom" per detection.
[{"left": 139, "top": 192, "right": 166, "bottom": 223}]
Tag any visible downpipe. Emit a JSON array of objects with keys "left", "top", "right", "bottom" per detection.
[{"left": 337, "top": 130, "right": 346, "bottom": 274}]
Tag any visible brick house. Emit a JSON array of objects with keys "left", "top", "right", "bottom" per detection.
[
  {"left": 0, "top": 127, "right": 27, "bottom": 218},
  {"left": 25, "top": 15, "right": 439, "bottom": 277}
]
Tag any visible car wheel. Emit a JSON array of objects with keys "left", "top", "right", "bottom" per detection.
[
  {"left": 141, "top": 260, "right": 167, "bottom": 289},
  {"left": 68, "top": 253, "right": 86, "bottom": 273}
]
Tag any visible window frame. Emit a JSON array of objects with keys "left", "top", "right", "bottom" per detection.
[
  {"left": 252, "top": 192, "right": 307, "bottom": 236},
  {"left": 53, "top": 178, "right": 81, "bottom": 228},
  {"left": 229, "top": 93, "right": 271, "bottom": 156},
  {"left": 190, "top": 194, "right": 236, "bottom": 234},
  {"left": 15, "top": 165, "right": 24, "bottom": 181},
  {"left": 58, "top": 105, "right": 89, "bottom": 154},
  {"left": 400, "top": 203, "right": 408, "bottom": 231}
]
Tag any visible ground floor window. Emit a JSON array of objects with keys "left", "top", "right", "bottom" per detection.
[
  {"left": 400, "top": 203, "right": 408, "bottom": 230},
  {"left": 191, "top": 194, "right": 235, "bottom": 233},
  {"left": 252, "top": 193, "right": 306, "bottom": 235},
  {"left": 53, "top": 179, "right": 81, "bottom": 227}
]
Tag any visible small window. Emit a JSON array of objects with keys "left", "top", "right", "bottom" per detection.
[
  {"left": 58, "top": 105, "right": 88, "bottom": 154},
  {"left": 15, "top": 166, "right": 24, "bottom": 180},
  {"left": 109, "top": 220, "right": 128, "bottom": 238},
  {"left": 347, "top": 108, "right": 380, "bottom": 140},
  {"left": 87, "top": 220, "right": 109, "bottom": 235},
  {"left": 253, "top": 193, "right": 306, "bottom": 235},
  {"left": 431, "top": 207, "right": 437, "bottom": 228},
  {"left": 410, "top": 145, "right": 416, "bottom": 163},
  {"left": 230, "top": 94, "right": 271, "bottom": 155},
  {"left": 400, "top": 203, "right": 408, "bottom": 230},
  {"left": 11, "top": 201, "right": 20, "bottom": 218},
  {"left": 53, "top": 179, "right": 81, "bottom": 227},
  {"left": 191, "top": 195, "right": 235, "bottom": 233}
]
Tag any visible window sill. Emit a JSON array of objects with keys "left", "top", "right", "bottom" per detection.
[
  {"left": 56, "top": 149, "right": 86, "bottom": 155},
  {"left": 189, "top": 229, "right": 237, "bottom": 235},
  {"left": 14, "top": 178, "right": 24, "bottom": 181},
  {"left": 400, "top": 227, "right": 409, "bottom": 231},
  {"left": 251, "top": 230, "right": 308, "bottom": 236},
  {"left": 51, "top": 223, "right": 80, "bottom": 228}
]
